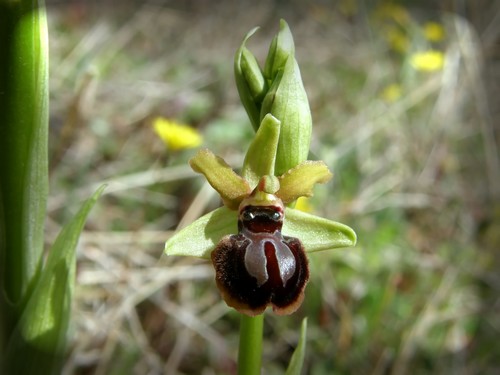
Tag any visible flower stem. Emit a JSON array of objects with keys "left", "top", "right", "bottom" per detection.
[{"left": 238, "top": 314, "right": 264, "bottom": 375}]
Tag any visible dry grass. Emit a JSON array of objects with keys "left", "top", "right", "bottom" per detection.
[{"left": 45, "top": 1, "right": 499, "bottom": 374}]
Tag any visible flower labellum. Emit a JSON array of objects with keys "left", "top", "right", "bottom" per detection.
[{"left": 211, "top": 184, "right": 309, "bottom": 316}]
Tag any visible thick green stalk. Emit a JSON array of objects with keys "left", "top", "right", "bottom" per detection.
[
  {"left": 238, "top": 314, "right": 264, "bottom": 375},
  {"left": 0, "top": 0, "right": 49, "bottom": 346}
]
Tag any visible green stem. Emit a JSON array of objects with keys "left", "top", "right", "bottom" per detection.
[
  {"left": 0, "top": 0, "right": 49, "bottom": 352},
  {"left": 238, "top": 314, "right": 264, "bottom": 375}
]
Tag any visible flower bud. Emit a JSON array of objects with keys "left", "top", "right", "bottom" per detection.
[
  {"left": 234, "top": 27, "right": 266, "bottom": 131},
  {"left": 241, "top": 47, "right": 267, "bottom": 103},
  {"left": 235, "top": 20, "right": 312, "bottom": 177}
]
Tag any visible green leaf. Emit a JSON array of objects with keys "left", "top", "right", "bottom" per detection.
[
  {"left": 4, "top": 185, "right": 105, "bottom": 375},
  {"left": 0, "top": 0, "right": 49, "bottom": 309},
  {"left": 285, "top": 317, "right": 308, "bottom": 375},
  {"left": 190, "top": 149, "right": 251, "bottom": 210},
  {"left": 241, "top": 114, "right": 281, "bottom": 188},
  {"left": 283, "top": 208, "right": 357, "bottom": 252},
  {"left": 277, "top": 161, "right": 333, "bottom": 204},
  {"left": 165, "top": 206, "right": 238, "bottom": 259}
]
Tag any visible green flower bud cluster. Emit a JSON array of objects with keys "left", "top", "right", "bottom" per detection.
[{"left": 235, "top": 20, "right": 312, "bottom": 176}]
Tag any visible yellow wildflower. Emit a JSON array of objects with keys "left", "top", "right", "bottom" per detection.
[
  {"left": 384, "top": 26, "right": 410, "bottom": 53},
  {"left": 381, "top": 83, "right": 402, "bottom": 102},
  {"left": 423, "top": 22, "right": 445, "bottom": 42},
  {"left": 294, "top": 197, "right": 313, "bottom": 213},
  {"left": 409, "top": 50, "right": 445, "bottom": 72},
  {"left": 153, "top": 117, "right": 203, "bottom": 150}
]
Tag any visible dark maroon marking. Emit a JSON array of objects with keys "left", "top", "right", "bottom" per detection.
[
  {"left": 238, "top": 205, "right": 283, "bottom": 233},
  {"left": 264, "top": 241, "right": 281, "bottom": 288}
]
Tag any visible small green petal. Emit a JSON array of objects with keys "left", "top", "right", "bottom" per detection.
[
  {"left": 283, "top": 208, "right": 357, "bottom": 251},
  {"left": 190, "top": 149, "right": 251, "bottom": 210},
  {"left": 241, "top": 114, "right": 280, "bottom": 188},
  {"left": 260, "top": 175, "right": 280, "bottom": 194},
  {"left": 165, "top": 206, "right": 238, "bottom": 259},
  {"left": 277, "top": 161, "right": 333, "bottom": 204}
]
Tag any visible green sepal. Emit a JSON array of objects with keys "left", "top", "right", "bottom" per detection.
[
  {"left": 165, "top": 206, "right": 238, "bottom": 259},
  {"left": 283, "top": 208, "right": 357, "bottom": 251},
  {"left": 234, "top": 27, "right": 263, "bottom": 131},
  {"left": 277, "top": 161, "right": 333, "bottom": 204},
  {"left": 190, "top": 149, "right": 251, "bottom": 210},
  {"left": 3, "top": 185, "right": 105, "bottom": 374},
  {"left": 285, "top": 317, "right": 307, "bottom": 375},
  {"left": 241, "top": 114, "right": 280, "bottom": 188},
  {"left": 260, "top": 54, "right": 312, "bottom": 176}
]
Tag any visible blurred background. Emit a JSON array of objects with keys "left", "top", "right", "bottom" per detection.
[{"left": 45, "top": 0, "right": 499, "bottom": 374}]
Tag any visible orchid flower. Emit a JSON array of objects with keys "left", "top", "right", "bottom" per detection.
[{"left": 164, "top": 20, "right": 356, "bottom": 317}]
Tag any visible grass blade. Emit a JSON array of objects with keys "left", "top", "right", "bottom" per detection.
[
  {"left": 285, "top": 317, "right": 308, "bottom": 375},
  {"left": 3, "top": 186, "right": 105, "bottom": 375}
]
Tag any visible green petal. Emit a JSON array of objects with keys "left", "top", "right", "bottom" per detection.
[
  {"left": 260, "top": 175, "right": 280, "bottom": 194},
  {"left": 190, "top": 149, "right": 251, "bottom": 210},
  {"left": 241, "top": 114, "right": 280, "bottom": 188},
  {"left": 283, "top": 208, "right": 357, "bottom": 252},
  {"left": 165, "top": 207, "right": 238, "bottom": 259},
  {"left": 277, "top": 161, "right": 333, "bottom": 204}
]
